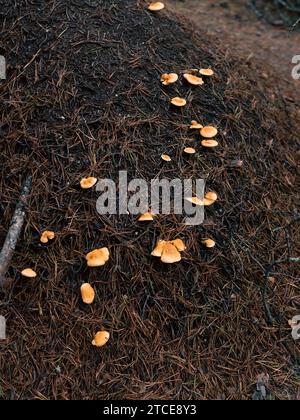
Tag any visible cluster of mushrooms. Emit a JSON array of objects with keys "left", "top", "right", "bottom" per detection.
[{"left": 20, "top": 2, "right": 218, "bottom": 348}]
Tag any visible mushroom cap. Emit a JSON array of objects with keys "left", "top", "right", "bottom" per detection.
[
  {"left": 161, "top": 154, "right": 172, "bottom": 162},
  {"left": 171, "top": 97, "right": 187, "bottom": 107},
  {"left": 40, "top": 230, "right": 55, "bottom": 244},
  {"left": 161, "top": 243, "right": 182, "bottom": 264},
  {"left": 200, "top": 68, "right": 214, "bottom": 76},
  {"left": 202, "top": 239, "right": 216, "bottom": 248},
  {"left": 138, "top": 212, "right": 154, "bottom": 222},
  {"left": 80, "top": 177, "right": 98, "bottom": 189},
  {"left": 171, "top": 239, "right": 186, "bottom": 252},
  {"left": 200, "top": 126, "right": 218, "bottom": 138},
  {"left": 186, "top": 196, "right": 204, "bottom": 206},
  {"left": 148, "top": 2, "right": 165, "bottom": 11},
  {"left": 160, "top": 73, "right": 178, "bottom": 85},
  {"left": 184, "top": 147, "right": 196, "bottom": 154},
  {"left": 92, "top": 331, "right": 110, "bottom": 347},
  {"left": 183, "top": 73, "right": 204, "bottom": 86},
  {"left": 21, "top": 268, "right": 37, "bottom": 278},
  {"left": 190, "top": 120, "right": 203, "bottom": 129},
  {"left": 86, "top": 247, "right": 110, "bottom": 267},
  {"left": 201, "top": 139, "right": 219, "bottom": 148},
  {"left": 151, "top": 240, "right": 167, "bottom": 257},
  {"left": 80, "top": 283, "right": 95, "bottom": 304},
  {"left": 204, "top": 191, "right": 218, "bottom": 206}
]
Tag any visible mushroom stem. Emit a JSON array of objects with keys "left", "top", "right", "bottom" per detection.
[{"left": 0, "top": 176, "right": 32, "bottom": 288}]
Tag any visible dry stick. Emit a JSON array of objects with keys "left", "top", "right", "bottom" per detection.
[{"left": 0, "top": 177, "right": 32, "bottom": 288}]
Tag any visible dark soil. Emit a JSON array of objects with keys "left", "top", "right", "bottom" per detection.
[{"left": 0, "top": 0, "right": 299, "bottom": 400}]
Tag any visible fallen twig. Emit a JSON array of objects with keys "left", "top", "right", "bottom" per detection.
[{"left": 0, "top": 177, "right": 32, "bottom": 288}]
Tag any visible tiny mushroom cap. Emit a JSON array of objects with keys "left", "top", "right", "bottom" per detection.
[
  {"left": 148, "top": 2, "right": 165, "bottom": 11},
  {"left": 204, "top": 191, "right": 218, "bottom": 206},
  {"left": 161, "top": 154, "right": 172, "bottom": 162},
  {"left": 171, "top": 97, "right": 187, "bottom": 107},
  {"left": 200, "top": 68, "right": 214, "bottom": 76},
  {"left": 151, "top": 240, "right": 167, "bottom": 257},
  {"left": 200, "top": 126, "right": 218, "bottom": 138},
  {"left": 190, "top": 120, "right": 203, "bottom": 129},
  {"left": 138, "top": 212, "right": 155, "bottom": 222},
  {"left": 92, "top": 331, "right": 110, "bottom": 347},
  {"left": 161, "top": 73, "right": 178, "bottom": 85},
  {"left": 202, "top": 238, "right": 216, "bottom": 248},
  {"left": 201, "top": 139, "right": 219, "bottom": 148},
  {"left": 86, "top": 247, "right": 110, "bottom": 267},
  {"left": 80, "top": 177, "right": 98, "bottom": 189},
  {"left": 40, "top": 230, "right": 55, "bottom": 244},
  {"left": 186, "top": 196, "right": 204, "bottom": 206},
  {"left": 171, "top": 239, "right": 186, "bottom": 252},
  {"left": 21, "top": 268, "right": 37, "bottom": 278},
  {"left": 183, "top": 73, "right": 204, "bottom": 86},
  {"left": 80, "top": 283, "right": 95, "bottom": 304},
  {"left": 161, "top": 242, "right": 182, "bottom": 264},
  {"left": 184, "top": 147, "right": 196, "bottom": 154}
]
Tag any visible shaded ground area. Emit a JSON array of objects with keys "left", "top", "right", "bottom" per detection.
[
  {"left": 170, "top": 0, "right": 300, "bottom": 102},
  {"left": 0, "top": 0, "right": 299, "bottom": 400}
]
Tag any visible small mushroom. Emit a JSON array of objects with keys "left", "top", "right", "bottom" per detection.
[
  {"left": 171, "top": 239, "right": 186, "bottom": 252},
  {"left": 138, "top": 212, "right": 155, "bottom": 222},
  {"left": 186, "top": 196, "right": 203, "bottom": 206},
  {"left": 92, "top": 331, "right": 110, "bottom": 347},
  {"left": 151, "top": 240, "right": 167, "bottom": 257},
  {"left": 80, "top": 283, "right": 95, "bottom": 304},
  {"left": 190, "top": 120, "right": 203, "bottom": 129},
  {"left": 183, "top": 73, "right": 204, "bottom": 86},
  {"left": 171, "top": 97, "right": 187, "bottom": 107},
  {"left": 199, "top": 68, "right": 214, "bottom": 76},
  {"left": 80, "top": 177, "right": 98, "bottom": 189},
  {"left": 40, "top": 230, "right": 55, "bottom": 244},
  {"left": 201, "top": 139, "right": 219, "bottom": 148},
  {"left": 160, "top": 73, "right": 178, "bottom": 85},
  {"left": 161, "top": 242, "right": 182, "bottom": 264},
  {"left": 202, "top": 238, "right": 216, "bottom": 248},
  {"left": 161, "top": 154, "right": 172, "bottom": 162},
  {"left": 21, "top": 268, "right": 37, "bottom": 278},
  {"left": 148, "top": 2, "right": 165, "bottom": 11},
  {"left": 86, "top": 248, "right": 110, "bottom": 267},
  {"left": 200, "top": 126, "right": 218, "bottom": 138},
  {"left": 184, "top": 147, "right": 196, "bottom": 154},
  {"left": 204, "top": 191, "right": 218, "bottom": 206}
]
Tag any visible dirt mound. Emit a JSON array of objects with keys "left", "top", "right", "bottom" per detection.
[{"left": 0, "top": 0, "right": 299, "bottom": 400}]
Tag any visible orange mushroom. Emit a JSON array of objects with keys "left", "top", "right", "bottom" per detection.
[
  {"left": 161, "top": 154, "right": 172, "bottom": 162},
  {"left": 80, "top": 283, "right": 95, "bottom": 304},
  {"left": 183, "top": 73, "right": 204, "bottom": 86},
  {"left": 160, "top": 73, "right": 178, "bottom": 85},
  {"left": 184, "top": 147, "right": 196, "bottom": 154},
  {"left": 86, "top": 248, "right": 110, "bottom": 267},
  {"left": 186, "top": 196, "right": 204, "bottom": 206},
  {"left": 138, "top": 212, "right": 155, "bottom": 222},
  {"left": 40, "top": 230, "right": 55, "bottom": 244},
  {"left": 161, "top": 242, "right": 181, "bottom": 264},
  {"left": 204, "top": 191, "right": 218, "bottom": 206},
  {"left": 201, "top": 139, "right": 218, "bottom": 148},
  {"left": 171, "top": 97, "right": 187, "bottom": 107},
  {"left": 151, "top": 239, "right": 186, "bottom": 263},
  {"left": 202, "top": 238, "right": 216, "bottom": 248},
  {"left": 200, "top": 126, "right": 218, "bottom": 138},
  {"left": 21, "top": 268, "right": 37, "bottom": 278},
  {"left": 148, "top": 2, "right": 165, "bottom": 11},
  {"left": 80, "top": 177, "right": 98, "bottom": 189},
  {"left": 92, "top": 331, "right": 110, "bottom": 347},
  {"left": 190, "top": 120, "right": 203, "bottom": 129},
  {"left": 199, "top": 68, "right": 214, "bottom": 76}
]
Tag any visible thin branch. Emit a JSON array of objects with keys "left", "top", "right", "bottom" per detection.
[{"left": 0, "top": 177, "right": 32, "bottom": 288}]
